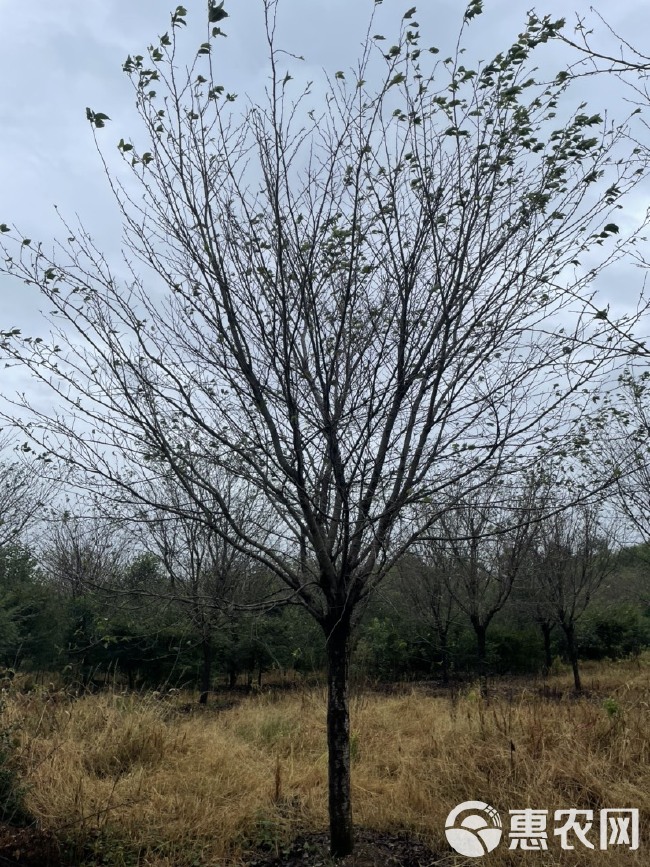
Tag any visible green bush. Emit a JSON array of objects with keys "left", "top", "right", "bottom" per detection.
[
  {"left": 579, "top": 606, "right": 650, "bottom": 661},
  {"left": 487, "top": 626, "right": 544, "bottom": 675},
  {"left": 0, "top": 700, "right": 28, "bottom": 824},
  {"left": 354, "top": 617, "right": 411, "bottom": 680}
]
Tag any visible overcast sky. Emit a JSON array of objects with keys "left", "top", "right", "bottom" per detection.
[{"left": 1, "top": 0, "right": 649, "bottom": 411}]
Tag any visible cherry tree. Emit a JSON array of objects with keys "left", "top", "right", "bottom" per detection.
[{"left": 1, "top": 1, "right": 648, "bottom": 855}]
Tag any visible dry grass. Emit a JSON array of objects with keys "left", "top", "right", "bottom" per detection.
[{"left": 2, "top": 655, "right": 648, "bottom": 865}]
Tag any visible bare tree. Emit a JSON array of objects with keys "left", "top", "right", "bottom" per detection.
[
  {"left": 127, "top": 472, "right": 276, "bottom": 704},
  {"left": 512, "top": 559, "right": 558, "bottom": 675},
  {"left": 427, "top": 477, "right": 540, "bottom": 695},
  {"left": 1, "top": 2, "right": 648, "bottom": 855},
  {"left": 530, "top": 503, "right": 617, "bottom": 691},
  {"left": 38, "top": 512, "right": 130, "bottom": 686},
  {"left": 595, "top": 368, "right": 650, "bottom": 544},
  {"left": 40, "top": 512, "right": 126, "bottom": 600},
  {"left": 397, "top": 550, "right": 460, "bottom": 685},
  {"left": 0, "top": 433, "right": 54, "bottom": 548}
]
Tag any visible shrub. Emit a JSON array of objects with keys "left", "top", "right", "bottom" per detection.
[
  {"left": 0, "top": 699, "right": 28, "bottom": 824},
  {"left": 579, "top": 605, "right": 650, "bottom": 660}
]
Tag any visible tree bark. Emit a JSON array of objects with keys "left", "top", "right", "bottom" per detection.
[
  {"left": 540, "top": 622, "right": 553, "bottom": 675},
  {"left": 199, "top": 632, "right": 212, "bottom": 705},
  {"left": 563, "top": 622, "right": 582, "bottom": 692},
  {"left": 325, "top": 618, "right": 353, "bottom": 858},
  {"left": 472, "top": 619, "right": 489, "bottom": 698},
  {"left": 439, "top": 630, "right": 450, "bottom": 685}
]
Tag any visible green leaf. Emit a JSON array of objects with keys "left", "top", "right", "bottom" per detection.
[
  {"left": 198, "top": 42, "right": 211, "bottom": 55},
  {"left": 403, "top": 6, "right": 416, "bottom": 19},
  {"left": 86, "top": 108, "right": 110, "bottom": 128},
  {"left": 208, "top": 1, "right": 228, "bottom": 23},
  {"left": 388, "top": 72, "right": 406, "bottom": 87},
  {"left": 0, "top": 224, "right": 9, "bottom": 233},
  {"left": 335, "top": 71, "right": 345, "bottom": 80},
  {"left": 22, "top": 239, "right": 31, "bottom": 246},
  {"left": 464, "top": 0, "right": 483, "bottom": 20},
  {"left": 172, "top": 5, "right": 187, "bottom": 26},
  {"left": 160, "top": 32, "right": 171, "bottom": 46},
  {"left": 603, "top": 223, "right": 619, "bottom": 234}
]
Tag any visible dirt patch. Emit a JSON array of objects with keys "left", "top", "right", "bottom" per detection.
[
  {"left": 247, "top": 829, "right": 448, "bottom": 867},
  {"left": 0, "top": 823, "right": 60, "bottom": 866}
]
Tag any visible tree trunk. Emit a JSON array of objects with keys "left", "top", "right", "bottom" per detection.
[
  {"left": 540, "top": 622, "right": 553, "bottom": 675},
  {"left": 473, "top": 619, "right": 488, "bottom": 698},
  {"left": 439, "top": 629, "right": 450, "bottom": 685},
  {"left": 325, "top": 619, "right": 354, "bottom": 858},
  {"left": 199, "top": 632, "right": 212, "bottom": 705},
  {"left": 563, "top": 622, "right": 582, "bottom": 692}
]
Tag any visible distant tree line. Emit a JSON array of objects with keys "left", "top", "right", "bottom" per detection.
[{"left": 0, "top": 505, "right": 647, "bottom": 696}]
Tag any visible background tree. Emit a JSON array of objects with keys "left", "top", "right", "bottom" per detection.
[
  {"left": 128, "top": 472, "right": 276, "bottom": 703},
  {"left": 509, "top": 555, "right": 558, "bottom": 675},
  {"left": 41, "top": 512, "right": 125, "bottom": 600},
  {"left": 426, "top": 478, "right": 540, "bottom": 695},
  {"left": 39, "top": 513, "right": 133, "bottom": 687},
  {"left": 0, "top": 433, "right": 54, "bottom": 549},
  {"left": 529, "top": 503, "right": 617, "bottom": 691},
  {"left": 397, "top": 550, "right": 460, "bottom": 685},
  {"left": 1, "top": 1, "right": 648, "bottom": 856},
  {"left": 0, "top": 544, "right": 65, "bottom": 672},
  {"left": 595, "top": 369, "right": 650, "bottom": 544}
]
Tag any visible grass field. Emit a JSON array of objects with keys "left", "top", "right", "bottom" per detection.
[{"left": 1, "top": 656, "right": 648, "bottom": 865}]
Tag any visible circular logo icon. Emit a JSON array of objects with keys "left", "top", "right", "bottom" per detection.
[{"left": 445, "top": 801, "right": 503, "bottom": 857}]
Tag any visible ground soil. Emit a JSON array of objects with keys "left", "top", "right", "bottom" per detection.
[
  {"left": 247, "top": 829, "right": 450, "bottom": 867},
  {"left": 0, "top": 824, "right": 447, "bottom": 867},
  {"left": 0, "top": 822, "right": 60, "bottom": 866}
]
